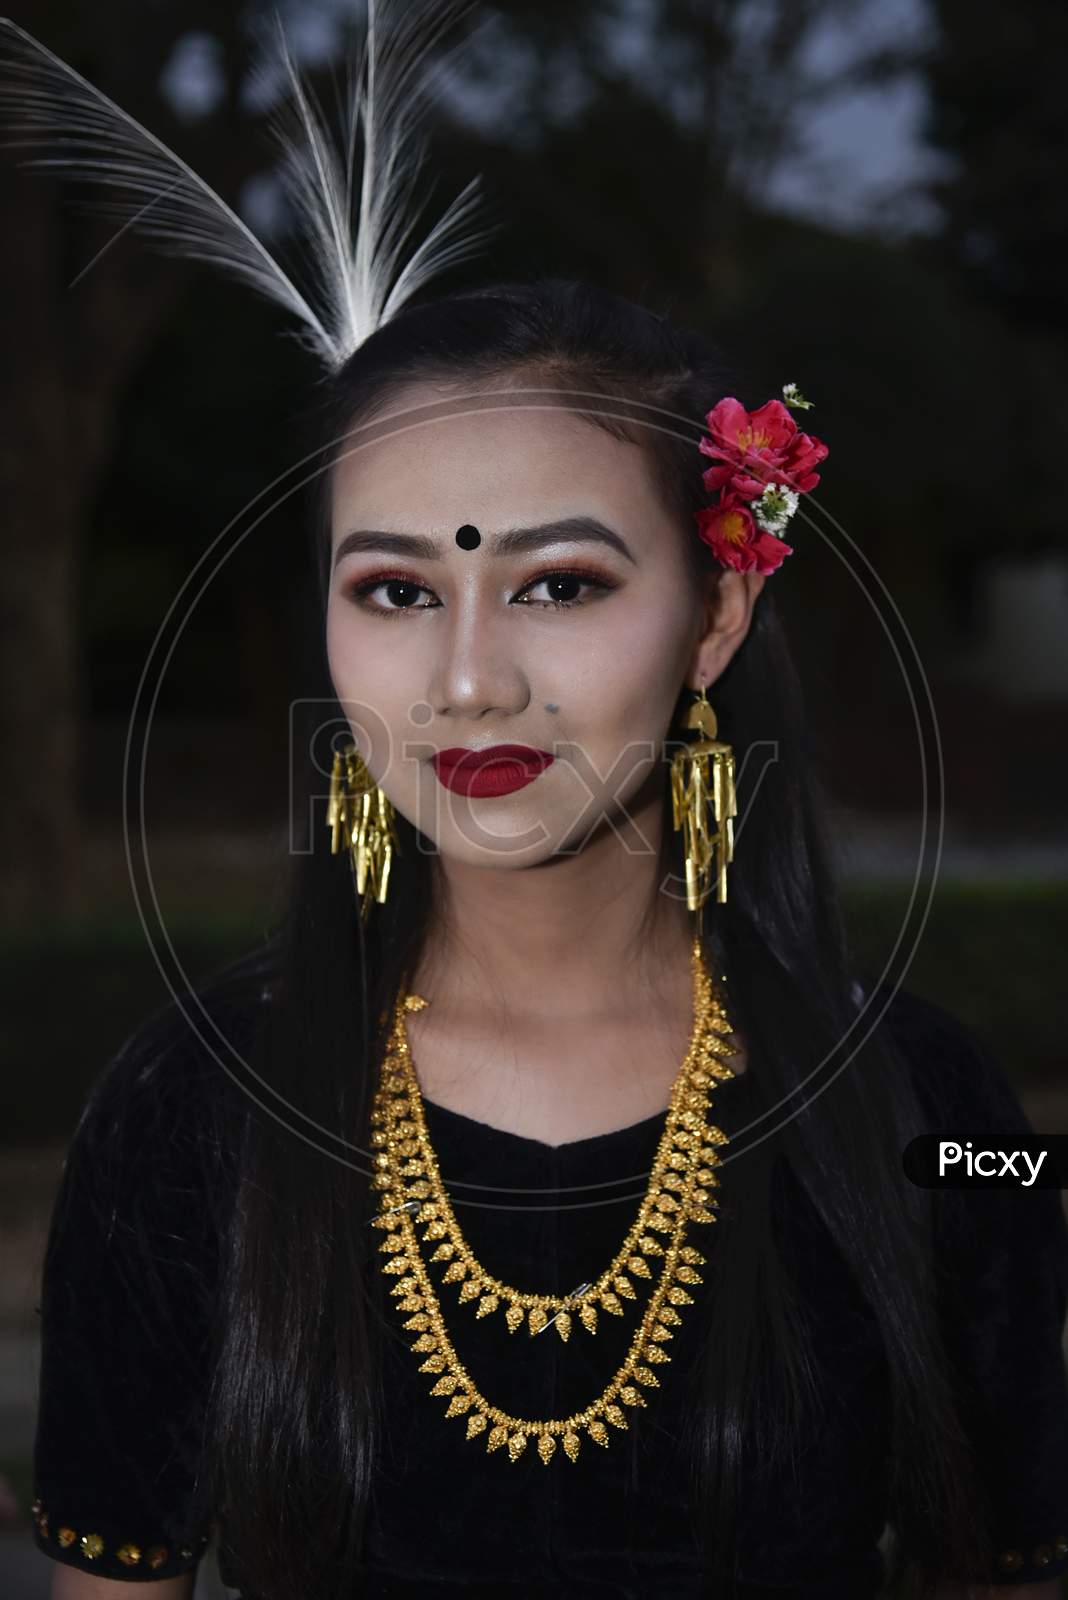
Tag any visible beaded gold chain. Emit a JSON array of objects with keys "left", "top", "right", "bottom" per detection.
[{"left": 368, "top": 937, "right": 737, "bottom": 1463}]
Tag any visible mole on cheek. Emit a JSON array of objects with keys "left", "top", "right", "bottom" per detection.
[{"left": 545, "top": 703, "right": 559, "bottom": 713}]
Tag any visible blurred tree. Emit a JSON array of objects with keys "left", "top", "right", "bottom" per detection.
[
  {"left": 0, "top": 0, "right": 293, "bottom": 924},
  {"left": 906, "top": 0, "right": 1068, "bottom": 616},
  {"left": 447, "top": 0, "right": 881, "bottom": 310},
  {"left": 921, "top": 0, "right": 1068, "bottom": 331}
]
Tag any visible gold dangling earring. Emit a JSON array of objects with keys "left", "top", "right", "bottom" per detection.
[
  {"left": 669, "top": 682, "right": 737, "bottom": 925},
  {"left": 326, "top": 740, "right": 401, "bottom": 921}
]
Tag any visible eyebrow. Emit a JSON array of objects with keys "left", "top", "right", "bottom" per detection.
[{"left": 332, "top": 515, "right": 637, "bottom": 570}]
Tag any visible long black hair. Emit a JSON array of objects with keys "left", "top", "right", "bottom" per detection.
[{"left": 190, "top": 277, "right": 990, "bottom": 1598}]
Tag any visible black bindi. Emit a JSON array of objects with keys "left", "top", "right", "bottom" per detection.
[{"left": 455, "top": 524, "right": 481, "bottom": 550}]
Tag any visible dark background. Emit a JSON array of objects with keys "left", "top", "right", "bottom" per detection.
[{"left": 1, "top": 2, "right": 1066, "bottom": 1589}]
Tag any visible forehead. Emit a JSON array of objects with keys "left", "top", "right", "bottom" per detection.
[{"left": 329, "top": 382, "right": 669, "bottom": 535}]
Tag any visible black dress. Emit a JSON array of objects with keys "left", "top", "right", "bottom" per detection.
[{"left": 28, "top": 978, "right": 1068, "bottom": 1597}]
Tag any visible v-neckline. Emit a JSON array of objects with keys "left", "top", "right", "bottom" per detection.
[
  {"left": 401, "top": 959, "right": 745, "bottom": 1155},
  {"left": 419, "top": 1068, "right": 743, "bottom": 1155}
]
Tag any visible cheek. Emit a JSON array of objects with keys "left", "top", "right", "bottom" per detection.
[
  {"left": 324, "top": 600, "right": 345, "bottom": 685},
  {"left": 323, "top": 607, "right": 359, "bottom": 716},
  {"left": 609, "top": 597, "right": 695, "bottom": 723},
  {"left": 559, "top": 648, "right": 686, "bottom": 806},
  {"left": 543, "top": 592, "right": 693, "bottom": 771},
  {"left": 567, "top": 621, "right": 691, "bottom": 813},
  {"left": 325, "top": 596, "right": 377, "bottom": 693},
  {"left": 324, "top": 604, "right": 395, "bottom": 762},
  {"left": 325, "top": 605, "right": 407, "bottom": 776}
]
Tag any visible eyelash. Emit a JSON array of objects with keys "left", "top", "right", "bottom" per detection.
[{"left": 342, "top": 566, "right": 616, "bottom": 618}]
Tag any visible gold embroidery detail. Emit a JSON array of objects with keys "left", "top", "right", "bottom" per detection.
[{"left": 32, "top": 1501, "right": 210, "bottom": 1568}]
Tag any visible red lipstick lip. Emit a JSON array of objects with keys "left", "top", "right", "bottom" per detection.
[
  {"left": 431, "top": 744, "right": 555, "bottom": 798},
  {"left": 434, "top": 743, "right": 554, "bottom": 773}
]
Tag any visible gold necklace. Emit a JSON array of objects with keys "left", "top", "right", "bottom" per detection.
[
  {"left": 373, "top": 938, "right": 736, "bottom": 1339},
  {"left": 368, "top": 936, "right": 737, "bottom": 1464}
]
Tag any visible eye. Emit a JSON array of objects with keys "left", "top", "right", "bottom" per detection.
[
  {"left": 342, "top": 573, "right": 440, "bottom": 617},
  {"left": 341, "top": 566, "right": 616, "bottom": 618},
  {"left": 513, "top": 569, "right": 615, "bottom": 609}
]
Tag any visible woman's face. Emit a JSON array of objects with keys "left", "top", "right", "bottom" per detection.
[{"left": 325, "top": 382, "right": 755, "bottom": 872}]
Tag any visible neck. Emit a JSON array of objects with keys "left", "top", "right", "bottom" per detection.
[{"left": 410, "top": 817, "right": 701, "bottom": 1023}]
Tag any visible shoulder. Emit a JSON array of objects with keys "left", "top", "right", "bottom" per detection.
[
  {"left": 83, "top": 943, "right": 277, "bottom": 1134},
  {"left": 868, "top": 983, "right": 1068, "bottom": 1283},
  {"left": 870, "top": 981, "right": 992, "bottom": 1074},
  {"left": 105, "top": 945, "right": 276, "bottom": 1093},
  {"left": 31, "top": 944, "right": 284, "bottom": 1586},
  {"left": 51, "top": 943, "right": 280, "bottom": 1259}
]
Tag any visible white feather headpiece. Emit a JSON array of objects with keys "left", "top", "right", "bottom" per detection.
[{"left": 0, "top": 0, "right": 501, "bottom": 371}]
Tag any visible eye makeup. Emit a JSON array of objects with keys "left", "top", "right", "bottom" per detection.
[{"left": 341, "top": 565, "right": 618, "bottom": 618}]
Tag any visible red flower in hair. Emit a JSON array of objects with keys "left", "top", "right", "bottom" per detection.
[
  {"left": 695, "top": 491, "right": 794, "bottom": 576},
  {"left": 693, "top": 387, "right": 827, "bottom": 575},
  {"left": 699, "top": 397, "right": 828, "bottom": 499}
]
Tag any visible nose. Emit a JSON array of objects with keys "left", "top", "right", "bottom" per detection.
[{"left": 424, "top": 587, "right": 531, "bottom": 721}]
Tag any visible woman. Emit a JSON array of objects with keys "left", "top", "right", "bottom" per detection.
[
  {"left": 29, "top": 277, "right": 1068, "bottom": 1600},
  {"left": 9, "top": 5, "right": 1067, "bottom": 1598}
]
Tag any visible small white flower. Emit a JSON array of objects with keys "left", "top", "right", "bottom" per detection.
[
  {"left": 752, "top": 481, "right": 799, "bottom": 535},
  {"left": 782, "top": 382, "right": 814, "bottom": 410}
]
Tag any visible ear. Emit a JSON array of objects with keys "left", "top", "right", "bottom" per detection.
[{"left": 685, "top": 568, "right": 766, "bottom": 690}]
